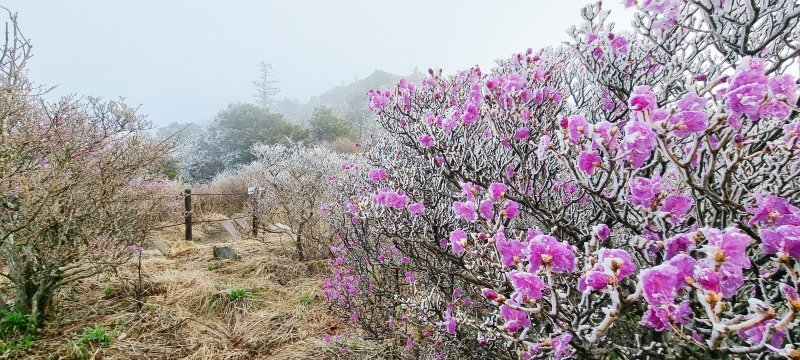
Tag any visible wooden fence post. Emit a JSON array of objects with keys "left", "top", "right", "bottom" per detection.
[
  {"left": 251, "top": 189, "right": 259, "bottom": 238},
  {"left": 184, "top": 188, "right": 192, "bottom": 241}
]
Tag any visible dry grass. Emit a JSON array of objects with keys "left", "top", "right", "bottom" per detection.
[{"left": 15, "top": 215, "right": 380, "bottom": 359}]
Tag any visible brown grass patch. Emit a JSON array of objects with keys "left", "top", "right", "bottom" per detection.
[{"left": 16, "top": 216, "right": 380, "bottom": 359}]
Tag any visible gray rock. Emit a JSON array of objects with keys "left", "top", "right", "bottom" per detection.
[
  {"left": 152, "top": 239, "right": 172, "bottom": 256},
  {"left": 221, "top": 220, "right": 241, "bottom": 240},
  {"left": 213, "top": 246, "right": 239, "bottom": 260}
]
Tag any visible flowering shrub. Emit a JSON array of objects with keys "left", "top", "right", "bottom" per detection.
[
  {"left": 215, "top": 143, "right": 345, "bottom": 260},
  {"left": 324, "top": 1, "right": 800, "bottom": 359},
  {"left": 0, "top": 15, "right": 173, "bottom": 322}
]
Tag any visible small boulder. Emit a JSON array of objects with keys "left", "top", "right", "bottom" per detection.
[
  {"left": 152, "top": 239, "right": 172, "bottom": 256},
  {"left": 213, "top": 246, "right": 239, "bottom": 260}
]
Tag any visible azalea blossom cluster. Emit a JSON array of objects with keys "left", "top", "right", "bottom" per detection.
[{"left": 324, "top": 1, "right": 800, "bottom": 359}]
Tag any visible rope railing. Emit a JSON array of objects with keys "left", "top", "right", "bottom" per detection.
[
  {"left": 188, "top": 192, "right": 249, "bottom": 196},
  {"left": 148, "top": 216, "right": 250, "bottom": 232},
  {"left": 148, "top": 188, "right": 260, "bottom": 240}
]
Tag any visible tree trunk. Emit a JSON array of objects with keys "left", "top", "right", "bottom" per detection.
[
  {"left": 296, "top": 223, "right": 305, "bottom": 261},
  {"left": 14, "top": 280, "right": 55, "bottom": 325}
]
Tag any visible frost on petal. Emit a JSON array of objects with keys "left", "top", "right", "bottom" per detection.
[
  {"left": 449, "top": 229, "right": 467, "bottom": 254},
  {"left": 418, "top": 134, "right": 435, "bottom": 148},
  {"left": 529, "top": 235, "right": 575, "bottom": 273},
  {"left": 502, "top": 200, "right": 520, "bottom": 219},
  {"left": 497, "top": 230, "right": 527, "bottom": 267},
  {"left": 737, "top": 319, "right": 786, "bottom": 349},
  {"left": 407, "top": 201, "right": 426, "bottom": 216},
  {"left": 500, "top": 304, "right": 530, "bottom": 332},
  {"left": 507, "top": 270, "right": 545, "bottom": 300},
  {"left": 550, "top": 332, "right": 573, "bottom": 360},
  {"left": 452, "top": 201, "right": 477, "bottom": 221},
  {"left": 443, "top": 307, "right": 457, "bottom": 335},
  {"left": 639, "top": 263, "right": 680, "bottom": 304},
  {"left": 578, "top": 150, "right": 602, "bottom": 176},
  {"left": 598, "top": 248, "right": 636, "bottom": 279},
  {"left": 629, "top": 175, "right": 663, "bottom": 208},
  {"left": 568, "top": 115, "right": 589, "bottom": 144},
  {"left": 759, "top": 225, "right": 800, "bottom": 260},
  {"left": 664, "top": 234, "right": 696, "bottom": 260},
  {"left": 593, "top": 224, "right": 611, "bottom": 240},
  {"left": 629, "top": 86, "right": 657, "bottom": 112},
  {"left": 660, "top": 194, "right": 693, "bottom": 223},
  {"left": 489, "top": 183, "right": 507, "bottom": 201},
  {"left": 479, "top": 199, "right": 495, "bottom": 219},
  {"left": 747, "top": 194, "right": 800, "bottom": 227}
]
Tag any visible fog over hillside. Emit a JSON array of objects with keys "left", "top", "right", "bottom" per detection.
[{"left": 2, "top": 0, "right": 630, "bottom": 127}]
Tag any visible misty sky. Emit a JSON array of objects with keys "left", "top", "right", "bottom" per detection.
[{"left": 5, "top": 1, "right": 632, "bottom": 127}]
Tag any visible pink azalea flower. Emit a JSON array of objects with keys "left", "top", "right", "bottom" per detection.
[
  {"left": 443, "top": 307, "right": 457, "bottom": 334},
  {"left": 489, "top": 183, "right": 507, "bottom": 201},
  {"left": 693, "top": 267, "right": 722, "bottom": 293},
  {"left": 479, "top": 199, "right": 494, "bottom": 219},
  {"left": 593, "top": 224, "right": 611, "bottom": 240},
  {"left": 640, "top": 301, "right": 692, "bottom": 331},
  {"left": 496, "top": 230, "right": 527, "bottom": 267},
  {"left": 500, "top": 304, "right": 530, "bottom": 332},
  {"left": 639, "top": 263, "right": 681, "bottom": 304},
  {"left": 373, "top": 188, "right": 410, "bottom": 209},
  {"left": 629, "top": 86, "right": 657, "bottom": 112},
  {"left": 407, "top": 202, "right": 425, "bottom": 216},
  {"left": 405, "top": 271, "right": 415, "bottom": 283},
  {"left": 418, "top": 134, "right": 435, "bottom": 148},
  {"left": 592, "top": 121, "right": 618, "bottom": 151},
  {"left": 551, "top": 332, "right": 573, "bottom": 360},
  {"left": 783, "top": 120, "right": 800, "bottom": 147},
  {"left": 460, "top": 182, "right": 477, "bottom": 201},
  {"left": 747, "top": 194, "right": 800, "bottom": 227},
  {"left": 697, "top": 227, "right": 752, "bottom": 297},
  {"left": 737, "top": 319, "right": 786, "bottom": 349},
  {"left": 368, "top": 168, "right": 387, "bottom": 183},
  {"left": 452, "top": 201, "right": 477, "bottom": 221},
  {"left": 528, "top": 235, "right": 575, "bottom": 273},
  {"left": 482, "top": 288, "right": 501, "bottom": 301},
  {"left": 514, "top": 127, "right": 531, "bottom": 141},
  {"left": 462, "top": 102, "right": 480, "bottom": 125},
  {"left": 670, "top": 92, "right": 707, "bottom": 137},
  {"left": 610, "top": 36, "right": 629, "bottom": 54},
  {"left": 502, "top": 200, "right": 520, "bottom": 218},
  {"left": 660, "top": 194, "right": 693, "bottom": 223},
  {"left": 699, "top": 227, "right": 752, "bottom": 270},
  {"left": 368, "top": 89, "right": 390, "bottom": 110},
  {"left": 507, "top": 270, "right": 545, "bottom": 300},
  {"left": 622, "top": 119, "right": 657, "bottom": 168},
  {"left": 759, "top": 225, "right": 800, "bottom": 260},
  {"left": 578, "top": 265, "right": 611, "bottom": 292},
  {"left": 629, "top": 175, "right": 663, "bottom": 208},
  {"left": 664, "top": 234, "right": 696, "bottom": 260},
  {"left": 598, "top": 248, "right": 636, "bottom": 279},
  {"left": 726, "top": 57, "right": 798, "bottom": 121},
  {"left": 780, "top": 284, "right": 800, "bottom": 303},
  {"left": 568, "top": 115, "right": 589, "bottom": 144},
  {"left": 578, "top": 150, "right": 602, "bottom": 175},
  {"left": 449, "top": 229, "right": 467, "bottom": 254},
  {"left": 668, "top": 254, "right": 697, "bottom": 288}
]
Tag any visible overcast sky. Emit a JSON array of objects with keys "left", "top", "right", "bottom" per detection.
[{"left": 5, "top": 1, "right": 632, "bottom": 127}]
